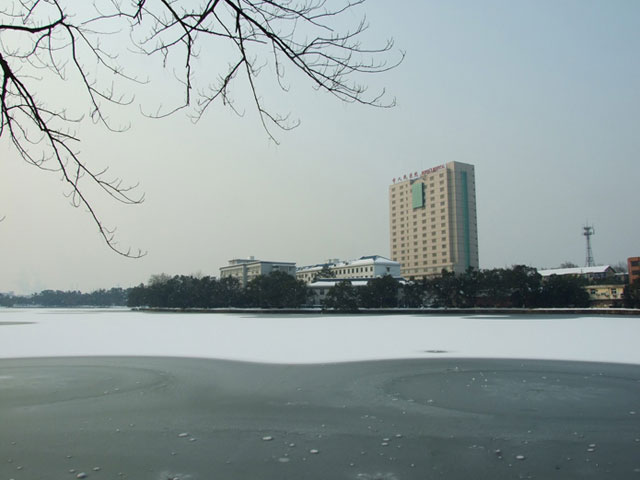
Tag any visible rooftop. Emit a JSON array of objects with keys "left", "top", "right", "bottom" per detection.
[
  {"left": 537, "top": 265, "right": 614, "bottom": 277},
  {"left": 297, "top": 255, "right": 399, "bottom": 272}
]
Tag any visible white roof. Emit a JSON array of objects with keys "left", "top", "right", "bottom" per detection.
[
  {"left": 538, "top": 265, "right": 614, "bottom": 277},
  {"left": 308, "top": 278, "right": 406, "bottom": 289},
  {"left": 308, "top": 280, "right": 371, "bottom": 288},
  {"left": 298, "top": 255, "right": 399, "bottom": 273}
]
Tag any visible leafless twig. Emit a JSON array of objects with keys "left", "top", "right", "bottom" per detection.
[{"left": 1, "top": 0, "right": 402, "bottom": 255}]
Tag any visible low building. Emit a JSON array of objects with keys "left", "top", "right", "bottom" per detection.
[
  {"left": 297, "top": 255, "right": 401, "bottom": 284},
  {"left": 220, "top": 257, "right": 296, "bottom": 287},
  {"left": 306, "top": 278, "right": 371, "bottom": 306},
  {"left": 629, "top": 257, "right": 640, "bottom": 285},
  {"left": 306, "top": 277, "right": 408, "bottom": 307},
  {"left": 585, "top": 284, "right": 625, "bottom": 308},
  {"left": 537, "top": 265, "right": 616, "bottom": 281}
]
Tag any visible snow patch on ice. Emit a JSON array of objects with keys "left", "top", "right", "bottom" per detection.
[{"left": 1, "top": 308, "right": 639, "bottom": 365}]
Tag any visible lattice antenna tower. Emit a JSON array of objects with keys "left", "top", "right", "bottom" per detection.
[{"left": 583, "top": 224, "right": 595, "bottom": 267}]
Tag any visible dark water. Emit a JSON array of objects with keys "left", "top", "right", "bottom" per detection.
[{"left": 1, "top": 357, "right": 640, "bottom": 479}]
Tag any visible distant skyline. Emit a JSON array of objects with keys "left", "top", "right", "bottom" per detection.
[{"left": 2, "top": 0, "right": 639, "bottom": 294}]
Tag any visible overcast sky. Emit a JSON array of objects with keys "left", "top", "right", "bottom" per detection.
[{"left": 1, "top": 0, "right": 639, "bottom": 294}]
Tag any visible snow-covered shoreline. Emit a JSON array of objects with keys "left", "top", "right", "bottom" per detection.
[{"left": 1, "top": 308, "right": 639, "bottom": 365}]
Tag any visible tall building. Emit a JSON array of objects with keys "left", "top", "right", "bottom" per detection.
[
  {"left": 389, "top": 161, "right": 479, "bottom": 280},
  {"left": 628, "top": 257, "right": 640, "bottom": 285}
]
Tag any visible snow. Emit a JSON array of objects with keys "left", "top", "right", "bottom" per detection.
[
  {"left": 537, "top": 265, "right": 613, "bottom": 276},
  {"left": 1, "top": 308, "right": 639, "bottom": 365}
]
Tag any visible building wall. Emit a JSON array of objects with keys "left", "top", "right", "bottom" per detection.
[
  {"left": 628, "top": 257, "right": 640, "bottom": 285},
  {"left": 220, "top": 259, "right": 296, "bottom": 287},
  {"left": 585, "top": 284, "right": 625, "bottom": 307},
  {"left": 389, "top": 161, "right": 479, "bottom": 280}
]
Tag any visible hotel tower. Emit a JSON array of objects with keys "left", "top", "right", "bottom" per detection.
[{"left": 389, "top": 161, "right": 479, "bottom": 280}]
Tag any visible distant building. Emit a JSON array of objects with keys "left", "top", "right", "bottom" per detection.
[
  {"left": 585, "top": 284, "right": 625, "bottom": 308},
  {"left": 389, "top": 161, "right": 479, "bottom": 280},
  {"left": 306, "top": 278, "right": 371, "bottom": 306},
  {"left": 296, "top": 255, "right": 401, "bottom": 284},
  {"left": 305, "top": 277, "right": 408, "bottom": 307},
  {"left": 220, "top": 257, "right": 296, "bottom": 287},
  {"left": 537, "top": 265, "right": 616, "bottom": 281},
  {"left": 628, "top": 257, "right": 640, "bottom": 284}
]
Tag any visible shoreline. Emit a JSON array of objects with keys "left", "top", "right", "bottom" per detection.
[{"left": 134, "top": 306, "right": 640, "bottom": 315}]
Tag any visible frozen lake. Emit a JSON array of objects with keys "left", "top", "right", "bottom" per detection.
[
  {"left": 2, "top": 309, "right": 640, "bottom": 479},
  {"left": 1, "top": 308, "right": 639, "bottom": 364}
]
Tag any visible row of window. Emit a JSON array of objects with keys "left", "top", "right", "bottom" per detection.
[
  {"left": 398, "top": 254, "right": 449, "bottom": 262},
  {"left": 298, "top": 265, "right": 377, "bottom": 281},
  {"left": 391, "top": 208, "right": 447, "bottom": 222},
  {"left": 391, "top": 200, "right": 446, "bottom": 212}
]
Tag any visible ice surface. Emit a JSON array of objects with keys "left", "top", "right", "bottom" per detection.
[{"left": 0, "top": 308, "right": 639, "bottom": 364}]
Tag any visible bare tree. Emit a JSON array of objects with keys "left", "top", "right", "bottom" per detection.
[{"left": 0, "top": 0, "right": 402, "bottom": 256}]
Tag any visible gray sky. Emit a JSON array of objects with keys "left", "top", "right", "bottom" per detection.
[{"left": 1, "top": 0, "right": 639, "bottom": 294}]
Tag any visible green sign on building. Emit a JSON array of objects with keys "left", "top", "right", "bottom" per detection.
[{"left": 411, "top": 182, "right": 425, "bottom": 209}]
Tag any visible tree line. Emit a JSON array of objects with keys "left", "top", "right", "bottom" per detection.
[
  {"left": 126, "top": 272, "right": 308, "bottom": 309},
  {"left": 325, "top": 266, "right": 593, "bottom": 311},
  {"left": 0, "top": 288, "right": 128, "bottom": 307},
  {"left": 126, "top": 265, "right": 637, "bottom": 310},
  {"left": 2, "top": 265, "right": 639, "bottom": 310}
]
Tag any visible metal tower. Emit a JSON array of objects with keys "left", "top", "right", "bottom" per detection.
[{"left": 583, "top": 224, "right": 595, "bottom": 267}]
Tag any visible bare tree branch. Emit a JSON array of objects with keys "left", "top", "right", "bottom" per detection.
[{"left": 1, "top": 0, "right": 402, "bottom": 255}]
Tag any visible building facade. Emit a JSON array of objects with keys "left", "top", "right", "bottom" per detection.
[
  {"left": 628, "top": 257, "right": 640, "bottom": 285},
  {"left": 220, "top": 257, "right": 296, "bottom": 287},
  {"left": 297, "top": 255, "right": 401, "bottom": 284},
  {"left": 585, "top": 284, "right": 625, "bottom": 308},
  {"left": 389, "top": 161, "right": 479, "bottom": 280}
]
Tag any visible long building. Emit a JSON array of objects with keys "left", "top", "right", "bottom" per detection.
[
  {"left": 296, "top": 255, "right": 401, "bottom": 284},
  {"left": 389, "top": 161, "right": 479, "bottom": 280},
  {"left": 220, "top": 257, "right": 296, "bottom": 287}
]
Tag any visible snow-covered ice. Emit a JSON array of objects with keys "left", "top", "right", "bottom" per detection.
[{"left": 1, "top": 308, "right": 639, "bottom": 365}]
